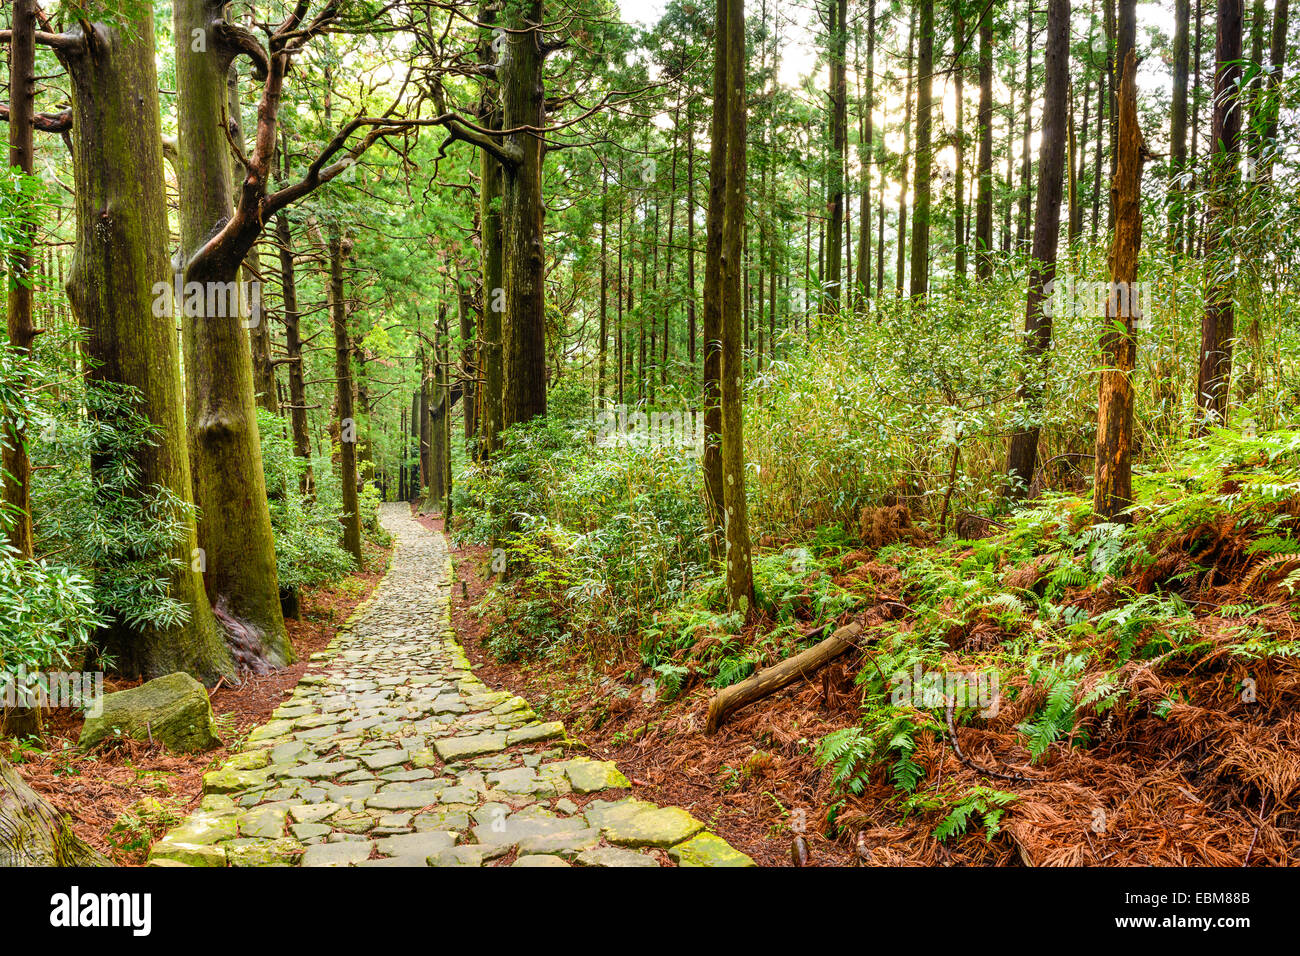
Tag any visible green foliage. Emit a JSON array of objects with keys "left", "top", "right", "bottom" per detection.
[
  {"left": 32, "top": 381, "right": 194, "bottom": 638},
  {"left": 256, "top": 410, "right": 356, "bottom": 591},
  {"left": 930, "top": 786, "right": 1019, "bottom": 842}
]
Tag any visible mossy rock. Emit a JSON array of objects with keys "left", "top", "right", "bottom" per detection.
[{"left": 79, "top": 672, "right": 220, "bottom": 754}]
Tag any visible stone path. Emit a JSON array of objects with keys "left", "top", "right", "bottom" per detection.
[{"left": 150, "top": 503, "right": 754, "bottom": 867}]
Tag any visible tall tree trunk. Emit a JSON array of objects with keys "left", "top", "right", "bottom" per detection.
[
  {"left": 716, "top": 0, "right": 756, "bottom": 617},
  {"left": 1169, "top": 0, "right": 1191, "bottom": 250},
  {"left": 975, "top": 3, "right": 995, "bottom": 278},
  {"left": 1006, "top": 0, "right": 1072, "bottom": 495},
  {"left": 459, "top": 275, "right": 478, "bottom": 442},
  {"left": 1195, "top": 0, "right": 1243, "bottom": 431},
  {"left": 896, "top": 5, "right": 917, "bottom": 295},
  {"left": 1261, "top": 0, "right": 1291, "bottom": 180},
  {"left": 275, "top": 212, "right": 313, "bottom": 496},
  {"left": 60, "top": 15, "right": 232, "bottom": 682},
  {"left": 174, "top": 0, "right": 288, "bottom": 664},
  {"left": 702, "top": 0, "right": 728, "bottom": 561},
  {"left": 953, "top": 0, "right": 967, "bottom": 280},
  {"left": 1017, "top": 3, "right": 1036, "bottom": 248},
  {"left": 328, "top": 226, "right": 362, "bottom": 563},
  {"left": 909, "top": 0, "right": 934, "bottom": 298},
  {"left": 500, "top": 0, "right": 548, "bottom": 428},
  {"left": 478, "top": 4, "right": 505, "bottom": 459},
  {"left": 1094, "top": 34, "right": 1147, "bottom": 521},
  {"left": 3, "top": 0, "right": 36, "bottom": 558},
  {"left": 856, "top": 0, "right": 876, "bottom": 304},
  {"left": 824, "top": 0, "right": 848, "bottom": 313}
]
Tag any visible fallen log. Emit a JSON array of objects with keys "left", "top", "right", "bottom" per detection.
[{"left": 704, "top": 621, "right": 864, "bottom": 735}]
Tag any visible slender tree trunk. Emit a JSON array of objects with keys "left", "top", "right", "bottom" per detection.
[
  {"left": 1262, "top": 0, "right": 1291, "bottom": 180},
  {"left": 61, "top": 15, "right": 232, "bottom": 682},
  {"left": 1094, "top": 31, "right": 1147, "bottom": 520},
  {"left": 702, "top": 0, "right": 728, "bottom": 560},
  {"left": 328, "top": 226, "right": 362, "bottom": 563},
  {"left": 856, "top": 0, "right": 876, "bottom": 305},
  {"left": 909, "top": 0, "right": 934, "bottom": 298},
  {"left": 953, "top": 0, "right": 967, "bottom": 280},
  {"left": 3, "top": 0, "right": 36, "bottom": 558},
  {"left": 1195, "top": 0, "right": 1243, "bottom": 431},
  {"left": 1007, "top": 0, "right": 1072, "bottom": 495},
  {"left": 716, "top": 0, "right": 755, "bottom": 616},
  {"left": 896, "top": 6, "right": 917, "bottom": 294},
  {"left": 824, "top": 0, "right": 848, "bottom": 313},
  {"left": 174, "top": 0, "right": 288, "bottom": 663},
  {"left": 275, "top": 212, "right": 313, "bottom": 496},
  {"left": 975, "top": 4, "right": 995, "bottom": 278},
  {"left": 1169, "top": 0, "right": 1191, "bottom": 250},
  {"left": 1017, "top": 3, "right": 1036, "bottom": 248},
  {"left": 478, "top": 4, "right": 505, "bottom": 459}
]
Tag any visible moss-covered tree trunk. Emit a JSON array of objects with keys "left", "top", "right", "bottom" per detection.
[
  {"left": 59, "top": 15, "right": 233, "bottom": 682},
  {"left": 3, "top": 0, "right": 37, "bottom": 558},
  {"left": 974, "top": 5, "right": 994, "bottom": 278},
  {"left": 173, "top": 0, "right": 288, "bottom": 665},
  {"left": 500, "top": 0, "right": 548, "bottom": 429},
  {"left": 701, "top": 0, "right": 728, "bottom": 563},
  {"left": 478, "top": 5, "right": 504, "bottom": 460},
  {"left": 0, "top": 756, "right": 107, "bottom": 866},
  {"left": 328, "top": 225, "right": 362, "bottom": 563}
]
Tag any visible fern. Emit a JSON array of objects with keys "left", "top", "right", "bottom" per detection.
[{"left": 932, "top": 787, "right": 1019, "bottom": 842}]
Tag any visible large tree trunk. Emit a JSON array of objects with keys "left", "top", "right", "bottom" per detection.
[
  {"left": 1094, "top": 34, "right": 1146, "bottom": 522},
  {"left": 1006, "top": 0, "right": 1071, "bottom": 495},
  {"left": 1195, "top": 0, "right": 1243, "bottom": 432},
  {"left": 500, "top": 0, "right": 548, "bottom": 429},
  {"left": 974, "top": 4, "right": 995, "bottom": 278},
  {"left": 895, "top": 6, "right": 917, "bottom": 295},
  {"left": 3, "top": 0, "right": 36, "bottom": 558},
  {"left": 329, "top": 226, "right": 362, "bottom": 563},
  {"left": 909, "top": 0, "right": 934, "bottom": 299},
  {"left": 717, "top": 0, "right": 756, "bottom": 617},
  {"left": 0, "top": 757, "right": 108, "bottom": 866},
  {"left": 174, "top": 0, "right": 288, "bottom": 665},
  {"left": 61, "top": 15, "right": 233, "bottom": 682}
]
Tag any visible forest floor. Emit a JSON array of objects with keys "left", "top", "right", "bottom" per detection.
[
  {"left": 425, "top": 510, "right": 859, "bottom": 867},
  {"left": 0, "top": 538, "right": 390, "bottom": 865},
  {"left": 430, "top": 477, "right": 1300, "bottom": 867}
]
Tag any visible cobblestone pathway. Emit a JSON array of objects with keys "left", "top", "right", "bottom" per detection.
[{"left": 150, "top": 503, "right": 754, "bottom": 867}]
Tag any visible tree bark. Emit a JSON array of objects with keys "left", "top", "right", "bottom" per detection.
[
  {"left": 717, "top": 0, "right": 756, "bottom": 617},
  {"left": 1093, "top": 44, "right": 1147, "bottom": 522},
  {"left": 500, "top": 0, "right": 548, "bottom": 429},
  {"left": 0, "top": 756, "right": 108, "bottom": 866},
  {"left": 824, "top": 0, "right": 848, "bottom": 313},
  {"left": 174, "top": 0, "right": 288, "bottom": 665},
  {"left": 1006, "top": 0, "right": 1072, "bottom": 496},
  {"left": 478, "top": 4, "right": 505, "bottom": 459},
  {"left": 975, "top": 3, "right": 995, "bottom": 278},
  {"left": 3, "top": 0, "right": 36, "bottom": 558},
  {"left": 329, "top": 226, "right": 362, "bottom": 562},
  {"left": 60, "top": 15, "right": 233, "bottom": 682},
  {"left": 1194, "top": 0, "right": 1243, "bottom": 431},
  {"left": 909, "top": 0, "right": 934, "bottom": 299},
  {"left": 1168, "top": 0, "right": 1191, "bottom": 250},
  {"left": 276, "top": 210, "right": 313, "bottom": 495}
]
